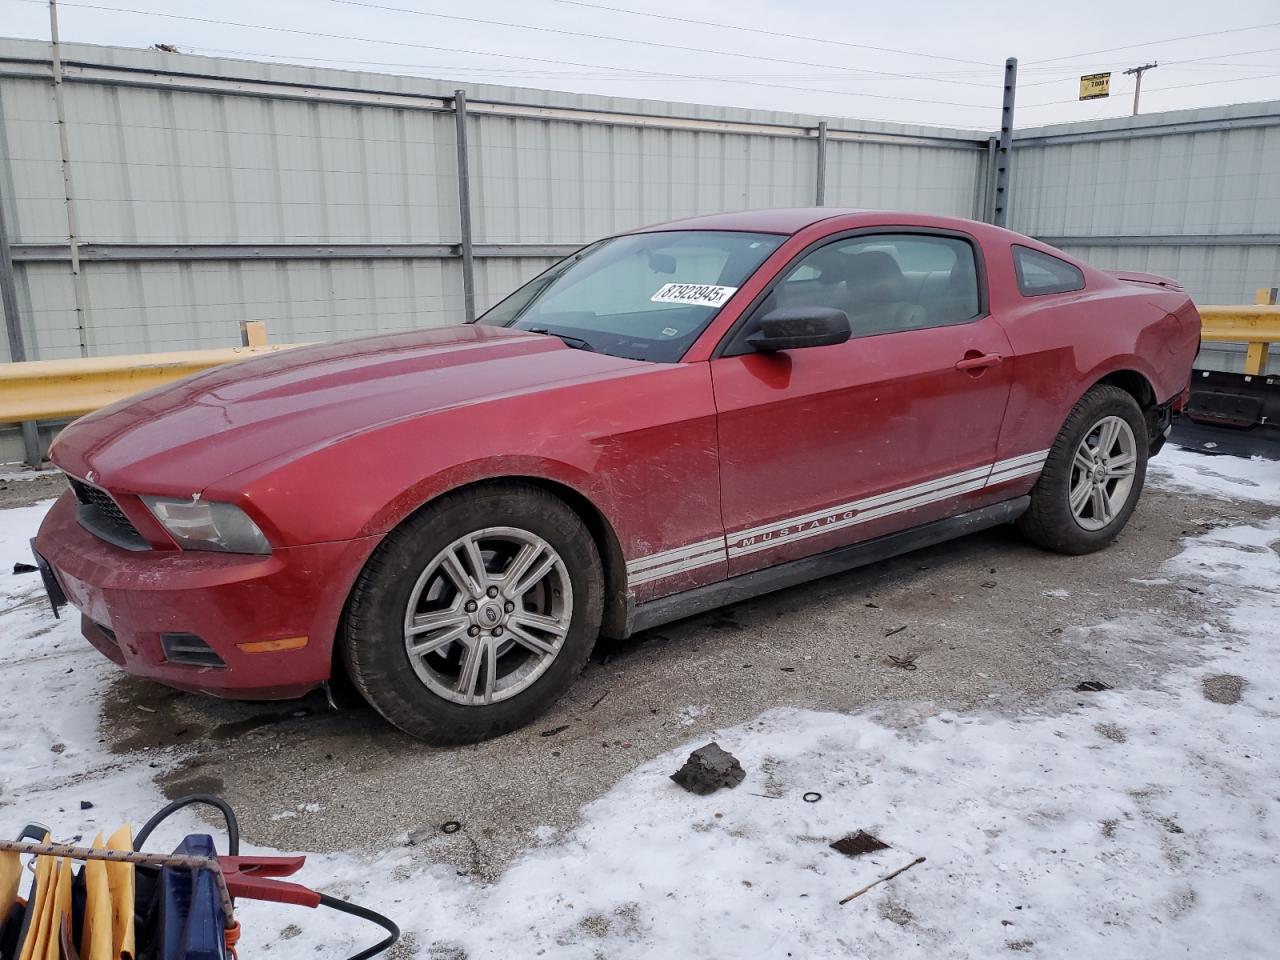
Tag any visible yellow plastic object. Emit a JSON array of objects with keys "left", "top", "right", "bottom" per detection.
[
  {"left": 82, "top": 833, "right": 113, "bottom": 960},
  {"left": 47, "top": 858, "right": 72, "bottom": 960},
  {"left": 18, "top": 849, "right": 72, "bottom": 960},
  {"left": 0, "top": 850, "right": 19, "bottom": 915},
  {"left": 17, "top": 847, "right": 52, "bottom": 960},
  {"left": 105, "top": 824, "right": 136, "bottom": 960}
]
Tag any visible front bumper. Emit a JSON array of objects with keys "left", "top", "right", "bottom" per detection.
[{"left": 34, "top": 492, "right": 379, "bottom": 700}]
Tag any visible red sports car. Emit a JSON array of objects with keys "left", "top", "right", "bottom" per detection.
[{"left": 33, "top": 209, "right": 1200, "bottom": 743}]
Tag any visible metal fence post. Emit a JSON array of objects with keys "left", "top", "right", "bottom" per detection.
[
  {"left": 49, "top": 0, "right": 91, "bottom": 356},
  {"left": 982, "top": 136, "right": 998, "bottom": 222},
  {"left": 453, "top": 89, "right": 476, "bottom": 323},
  {"left": 991, "top": 57, "right": 1017, "bottom": 228},
  {"left": 815, "top": 121, "right": 828, "bottom": 206},
  {"left": 0, "top": 164, "right": 43, "bottom": 466}
]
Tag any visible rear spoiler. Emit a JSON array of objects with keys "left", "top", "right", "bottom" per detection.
[{"left": 1105, "top": 269, "right": 1185, "bottom": 292}]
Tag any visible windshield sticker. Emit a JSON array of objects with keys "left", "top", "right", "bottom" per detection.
[
  {"left": 661, "top": 327, "right": 679, "bottom": 337},
  {"left": 651, "top": 283, "right": 738, "bottom": 307}
]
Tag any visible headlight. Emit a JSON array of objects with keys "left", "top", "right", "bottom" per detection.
[{"left": 142, "top": 497, "right": 271, "bottom": 554}]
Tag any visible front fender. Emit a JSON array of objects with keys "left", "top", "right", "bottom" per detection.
[
  {"left": 210, "top": 362, "right": 723, "bottom": 577},
  {"left": 357, "top": 454, "right": 607, "bottom": 538}
]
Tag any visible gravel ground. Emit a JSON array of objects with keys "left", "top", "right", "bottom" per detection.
[
  {"left": 88, "top": 482, "right": 1273, "bottom": 880},
  {"left": 0, "top": 472, "right": 65, "bottom": 508}
]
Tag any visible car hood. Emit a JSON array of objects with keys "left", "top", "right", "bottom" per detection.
[{"left": 50, "top": 325, "right": 643, "bottom": 494}]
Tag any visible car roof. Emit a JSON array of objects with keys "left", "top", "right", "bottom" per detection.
[
  {"left": 628, "top": 207, "right": 870, "bottom": 235},
  {"left": 626, "top": 207, "right": 1002, "bottom": 237}
]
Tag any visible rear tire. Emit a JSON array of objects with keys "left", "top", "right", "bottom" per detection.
[
  {"left": 1017, "top": 385, "right": 1149, "bottom": 555},
  {"left": 342, "top": 482, "right": 603, "bottom": 745}
]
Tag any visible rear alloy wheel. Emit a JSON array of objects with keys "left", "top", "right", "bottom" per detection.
[
  {"left": 342, "top": 483, "right": 603, "bottom": 744},
  {"left": 1017, "top": 384, "right": 1149, "bottom": 555},
  {"left": 1066, "top": 416, "right": 1138, "bottom": 532}
]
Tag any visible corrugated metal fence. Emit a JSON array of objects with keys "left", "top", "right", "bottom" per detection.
[
  {"left": 0, "top": 37, "right": 989, "bottom": 365},
  {"left": 1008, "top": 105, "right": 1280, "bottom": 373},
  {"left": 1, "top": 37, "right": 1279, "bottom": 461}
]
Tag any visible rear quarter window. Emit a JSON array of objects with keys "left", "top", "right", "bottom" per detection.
[{"left": 1013, "top": 245, "right": 1085, "bottom": 297}]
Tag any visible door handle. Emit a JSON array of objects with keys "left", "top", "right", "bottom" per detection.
[{"left": 955, "top": 352, "right": 1003, "bottom": 371}]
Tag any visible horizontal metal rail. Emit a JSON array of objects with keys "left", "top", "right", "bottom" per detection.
[
  {"left": 1013, "top": 112, "right": 1280, "bottom": 146},
  {"left": 9, "top": 242, "right": 581, "bottom": 263},
  {"left": 1, "top": 302, "right": 1276, "bottom": 425},
  {"left": 0, "top": 343, "right": 304, "bottom": 422},
  {"left": 1042, "top": 233, "right": 1280, "bottom": 248},
  {"left": 0, "top": 56, "right": 985, "bottom": 150}
]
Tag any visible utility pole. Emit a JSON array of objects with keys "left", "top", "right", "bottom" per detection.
[{"left": 1123, "top": 62, "right": 1158, "bottom": 115}]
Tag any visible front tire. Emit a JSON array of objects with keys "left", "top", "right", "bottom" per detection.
[
  {"left": 341, "top": 482, "right": 603, "bottom": 745},
  {"left": 1017, "top": 385, "right": 1149, "bottom": 555}
]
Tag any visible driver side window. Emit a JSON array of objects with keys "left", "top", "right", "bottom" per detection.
[{"left": 737, "top": 233, "right": 982, "bottom": 349}]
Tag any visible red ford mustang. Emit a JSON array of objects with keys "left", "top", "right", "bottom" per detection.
[{"left": 33, "top": 209, "right": 1200, "bottom": 743}]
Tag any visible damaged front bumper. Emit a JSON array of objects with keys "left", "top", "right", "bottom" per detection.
[{"left": 32, "top": 491, "right": 379, "bottom": 700}]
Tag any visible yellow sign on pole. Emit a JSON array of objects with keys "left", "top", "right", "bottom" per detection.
[{"left": 1079, "top": 73, "right": 1111, "bottom": 100}]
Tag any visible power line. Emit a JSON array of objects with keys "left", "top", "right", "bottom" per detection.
[
  {"left": 19, "top": 0, "right": 997, "bottom": 111},
  {"left": 1026, "top": 20, "right": 1280, "bottom": 65},
  {"left": 1020, "top": 70, "right": 1280, "bottom": 109},
  {"left": 536, "top": 0, "right": 995, "bottom": 67},
  {"left": 1018, "top": 45, "right": 1280, "bottom": 88},
  {"left": 326, "top": 0, "right": 999, "bottom": 89}
]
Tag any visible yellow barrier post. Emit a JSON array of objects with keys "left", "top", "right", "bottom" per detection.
[
  {"left": 239, "top": 320, "right": 268, "bottom": 347},
  {"left": 1248, "top": 287, "right": 1279, "bottom": 376}
]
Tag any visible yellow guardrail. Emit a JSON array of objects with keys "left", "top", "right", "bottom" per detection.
[
  {"left": 0, "top": 322, "right": 309, "bottom": 424},
  {"left": 1, "top": 292, "right": 1279, "bottom": 425},
  {"left": 1198, "top": 288, "right": 1280, "bottom": 376},
  {"left": 0, "top": 343, "right": 306, "bottom": 422}
]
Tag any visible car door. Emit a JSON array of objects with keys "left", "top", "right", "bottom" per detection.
[{"left": 710, "top": 229, "right": 1016, "bottom": 577}]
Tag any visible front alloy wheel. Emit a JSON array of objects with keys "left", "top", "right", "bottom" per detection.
[
  {"left": 342, "top": 482, "right": 603, "bottom": 744},
  {"left": 403, "top": 527, "right": 573, "bottom": 706}
]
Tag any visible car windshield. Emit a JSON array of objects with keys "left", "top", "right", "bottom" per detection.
[{"left": 477, "top": 230, "right": 785, "bottom": 362}]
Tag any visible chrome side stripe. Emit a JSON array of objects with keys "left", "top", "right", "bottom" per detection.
[
  {"left": 986, "top": 449, "right": 1050, "bottom": 486},
  {"left": 626, "top": 536, "right": 728, "bottom": 585},
  {"left": 625, "top": 449, "right": 1051, "bottom": 586},
  {"left": 728, "top": 471, "right": 991, "bottom": 559},
  {"left": 729, "top": 464, "right": 992, "bottom": 544}
]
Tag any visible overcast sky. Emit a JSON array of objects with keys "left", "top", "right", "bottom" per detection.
[{"left": 4, "top": 0, "right": 1279, "bottom": 129}]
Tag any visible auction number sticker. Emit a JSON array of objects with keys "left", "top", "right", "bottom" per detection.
[{"left": 651, "top": 283, "right": 738, "bottom": 307}]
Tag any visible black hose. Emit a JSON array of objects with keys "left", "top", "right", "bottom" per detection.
[
  {"left": 317, "top": 893, "right": 400, "bottom": 960},
  {"left": 133, "top": 794, "right": 241, "bottom": 855}
]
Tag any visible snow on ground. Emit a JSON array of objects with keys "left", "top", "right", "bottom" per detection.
[
  {"left": 1149, "top": 446, "right": 1280, "bottom": 506},
  {"left": 1, "top": 452, "right": 1278, "bottom": 959}
]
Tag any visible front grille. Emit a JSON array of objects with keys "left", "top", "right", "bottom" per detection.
[{"left": 67, "top": 476, "right": 149, "bottom": 551}]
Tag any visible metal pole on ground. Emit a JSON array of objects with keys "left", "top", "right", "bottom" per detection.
[
  {"left": 991, "top": 57, "right": 1017, "bottom": 228},
  {"left": 453, "top": 89, "right": 476, "bottom": 323},
  {"left": 814, "top": 121, "right": 828, "bottom": 206}
]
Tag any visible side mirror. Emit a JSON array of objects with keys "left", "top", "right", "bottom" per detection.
[{"left": 746, "top": 307, "right": 851, "bottom": 353}]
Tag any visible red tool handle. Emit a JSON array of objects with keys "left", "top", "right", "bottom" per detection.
[{"left": 218, "top": 855, "right": 322, "bottom": 908}]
